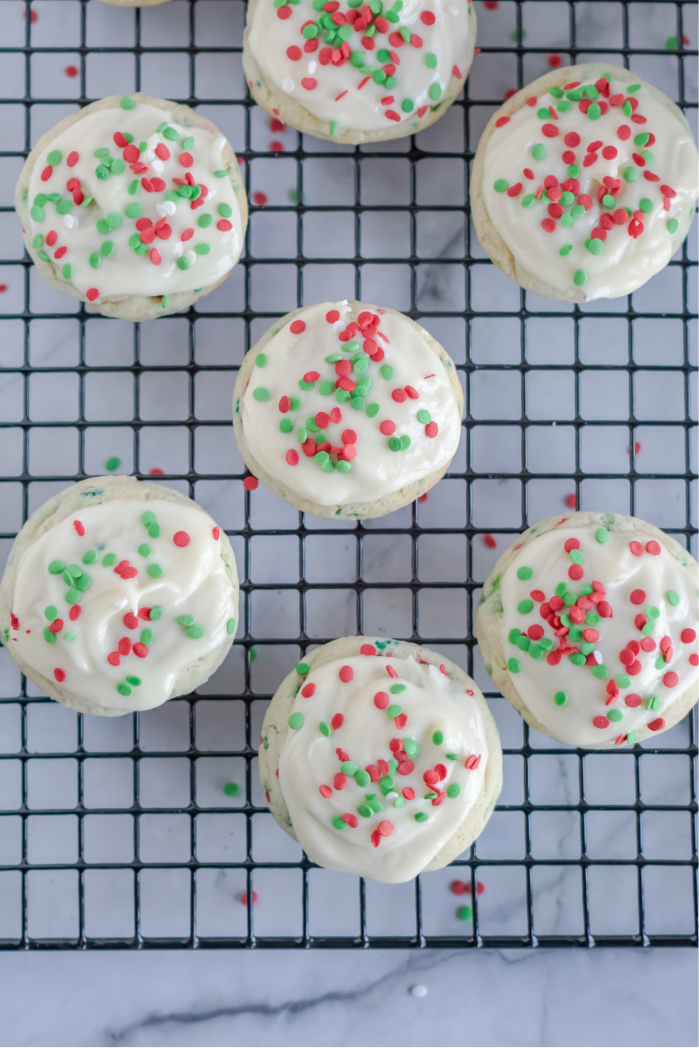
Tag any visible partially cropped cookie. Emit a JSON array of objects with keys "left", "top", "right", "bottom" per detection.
[
  {"left": 242, "top": 0, "right": 476, "bottom": 144},
  {"left": 476, "top": 512, "right": 699, "bottom": 749},
  {"left": 0, "top": 477, "right": 238, "bottom": 717},
  {"left": 232, "top": 300, "right": 463, "bottom": 519},
  {"left": 15, "top": 94, "right": 247, "bottom": 320},
  {"left": 259, "top": 637, "right": 502, "bottom": 883},
  {"left": 471, "top": 63, "right": 699, "bottom": 302}
]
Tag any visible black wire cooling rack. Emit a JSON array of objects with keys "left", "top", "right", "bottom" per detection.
[{"left": 0, "top": 0, "right": 696, "bottom": 950}]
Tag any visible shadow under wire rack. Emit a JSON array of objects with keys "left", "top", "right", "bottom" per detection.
[{"left": 0, "top": 0, "right": 696, "bottom": 949}]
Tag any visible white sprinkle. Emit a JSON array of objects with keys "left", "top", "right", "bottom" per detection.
[
  {"left": 386, "top": 791, "right": 398, "bottom": 801},
  {"left": 145, "top": 149, "right": 156, "bottom": 161},
  {"left": 174, "top": 243, "right": 183, "bottom": 257},
  {"left": 410, "top": 985, "right": 428, "bottom": 998},
  {"left": 308, "top": 60, "right": 317, "bottom": 74},
  {"left": 185, "top": 250, "right": 196, "bottom": 265},
  {"left": 114, "top": 598, "right": 128, "bottom": 610},
  {"left": 163, "top": 200, "right": 177, "bottom": 217},
  {"left": 282, "top": 78, "right": 294, "bottom": 93},
  {"left": 593, "top": 650, "right": 603, "bottom": 664},
  {"left": 63, "top": 214, "right": 77, "bottom": 229},
  {"left": 332, "top": 320, "right": 346, "bottom": 333},
  {"left": 448, "top": 3, "right": 459, "bottom": 13},
  {"left": 339, "top": 299, "right": 349, "bottom": 306},
  {"left": 156, "top": 204, "right": 168, "bottom": 218},
  {"left": 151, "top": 159, "right": 165, "bottom": 174},
  {"left": 214, "top": 136, "right": 227, "bottom": 151}
]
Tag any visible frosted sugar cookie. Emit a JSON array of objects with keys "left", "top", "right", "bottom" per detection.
[
  {"left": 476, "top": 512, "right": 699, "bottom": 748},
  {"left": 15, "top": 94, "right": 247, "bottom": 320},
  {"left": 0, "top": 477, "right": 239, "bottom": 717},
  {"left": 232, "top": 300, "right": 464, "bottom": 519},
  {"left": 242, "top": 0, "right": 477, "bottom": 143},
  {"left": 471, "top": 63, "right": 699, "bottom": 302},
  {"left": 259, "top": 637, "right": 502, "bottom": 883}
]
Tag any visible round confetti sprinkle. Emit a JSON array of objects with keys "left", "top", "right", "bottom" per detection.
[{"left": 288, "top": 712, "right": 305, "bottom": 729}]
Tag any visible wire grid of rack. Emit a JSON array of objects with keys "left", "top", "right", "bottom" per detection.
[{"left": 0, "top": 0, "right": 697, "bottom": 949}]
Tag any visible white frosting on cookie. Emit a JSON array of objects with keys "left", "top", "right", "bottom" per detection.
[
  {"left": 278, "top": 649, "right": 487, "bottom": 882},
  {"left": 247, "top": 0, "right": 475, "bottom": 135},
  {"left": 7, "top": 500, "right": 237, "bottom": 713},
  {"left": 499, "top": 526, "right": 699, "bottom": 746},
  {"left": 482, "top": 70, "right": 699, "bottom": 300},
  {"left": 238, "top": 301, "right": 462, "bottom": 506},
  {"left": 26, "top": 100, "right": 244, "bottom": 304}
]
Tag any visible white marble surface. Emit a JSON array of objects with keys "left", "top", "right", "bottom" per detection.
[{"left": 0, "top": 947, "right": 696, "bottom": 1047}]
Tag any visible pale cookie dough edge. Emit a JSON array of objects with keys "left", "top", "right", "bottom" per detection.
[
  {"left": 15, "top": 93, "right": 248, "bottom": 321},
  {"left": 0, "top": 476, "right": 239, "bottom": 717},
  {"left": 258, "top": 636, "right": 503, "bottom": 878},
  {"left": 475, "top": 509, "right": 699, "bottom": 750},
  {"left": 232, "top": 302, "right": 465, "bottom": 520}
]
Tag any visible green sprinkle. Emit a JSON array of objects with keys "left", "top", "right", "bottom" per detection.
[
  {"left": 508, "top": 628, "right": 521, "bottom": 644},
  {"left": 428, "top": 83, "right": 441, "bottom": 101},
  {"left": 366, "top": 403, "right": 380, "bottom": 418},
  {"left": 432, "top": 731, "right": 444, "bottom": 745},
  {"left": 357, "top": 804, "right": 373, "bottom": 818},
  {"left": 446, "top": 784, "right": 461, "bottom": 798},
  {"left": 531, "top": 144, "right": 546, "bottom": 161},
  {"left": 569, "top": 653, "right": 586, "bottom": 666},
  {"left": 570, "top": 203, "right": 584, "bottom": 218},
  {"left": 517, "top": 599, "right": 533, "bottom": 614},
  {"left": 44, "top": 604, "right": 59, "bottom": 622},
  {"left": 493, "top": 179, "right": 508, "bottom": 193},
  {"left": 76, "top": 573, "right": 91, "bottom": 592},
  {"left": 415, "top": 812, "right": 428, "bottom": 822},
  {"left": 218, "top": 203, "right": 233, "bottom": 218},
  {"left": 587, "top": 102, "right": 601, "bottom": 120},
  {"left": 602, "top": 194, "right": 616, "bottom": 208},
  {"left": 147, "top": 564, "right": 163, "bottom": 578},
  {"left": 517, "top": 636, "right": 531, "bottom": 652},
  {"left": 149, "top": 606, "right": 163, "bottom": 621},
  {"left": 647, "top": 605, "right": 660, "bottom": 619},
  {"left": 43, "top": 627, "right": 55, "bottom": 645},
  {"left": 529, "top": 643, "right": 543, "bottom": 660},
  {"left": 387, "top": 705, "right": 402, "bottom": 718},
  {"left": 399, "top": 434, "right": 411, "bottom": 450},
  {"left": 355, "top": 770, "right": 370, "bottom": 787},
  {"left": 186, "top": 624, "right": 204, "bottom": 639},
  {"left": 425, "top": 52, "right": 437, "bottom": 69},
  {"left": 457, "top": 905, "right": 473, "bottom": 921},
  {"left": 253, "top": 387, "right": 270, "bottom": 401},
  {"left": 140, "top": 629, "right": 154, "bottom": 645},
  {"left": 555, "top": 691, "right": 567, "bottom": 706},
  {"left": 557, "top": 100, "right": 572, "bottom": 113},
  {"left": 147, "top": 522, "right": 160, "bottom": 539},
  {"left": 194, "top": 243, "right": 211, "bottom": 256},
  {"left": 101, "top": 240, "right": 115, "bottom": 257},
  {"left": 138, "top": 543, "right": 152, "bottom": 558},
  {"left": 117, "top": 683, "right": 133, "bottom": 696},
  {"left": 319, "top": 721, "right": 331, "bottom": 737},
  {"left": 559, "top": 244, "right": 574, "bottom": 256},
  {"left": 127, "top": 180, "right": 140, "bottom": 196},
  {"left": 65, "top": 588, "right": 81, "bottom": 604},
  {"left": 507, "top": 658, "right": 520, "bottom": 673},
  {"left": 63, "top": 631, "right": 76, "bottom": 642},
  {"left": 595, "top": 528, "right": 609, "bottom": 544},
  {"left": 667, "top": 590, "right": 680, "bottom": 606},
  {"left": 289, "top": 712, "right": 304, "bottom": 729},
  {"left": 401, "top": 99, "right": 414, "bottom": 113},
  {"left": 639, "top": 197, "right": 653, "bottom": 215},
  {"left": 574, "top": 270, "right": 588, "bottom": 287},
  {"left": 176, "top": 256, "right": 190, "bottom": 271},
  {"left": 623, "top": 167, "right": 638, "bottom": 182},
  {"left": 226, "top": 618, "right": 236, "bottom": 634},
  {"left": 49, "top": 560, "right": 66, "bottom": 575},
  {"left": 222, "top": 782, "right": 240, "bottom": 797},
  {"left": 255, "top": 353, "right": 268, "bottom": 368},
  {"left": 341, "top": 761, "right": 358, "bottom": 776},
  {"left": 608, "top": 709, "right": 623, "bottom": 722},
  {"left": 591, "top": 664, "right": 608, "bottom": 679},
  {"left": 120, "top": 96, "right": 136, "bottom": 110},
  {"left": 587, "top": 238, "right": 604, "bottom": 256},
  {"left": 667, "top": 219, "right": 679, "bottom": 234},
  {"left": 296, "top": 662, "right": 310, "bottom": 675},
  {"left": 516, "top": 566, "right": 533, "bottom": 581},
  {"left": 46, "top": 150, "right": 62, "bottom": 166},
  {"left": 446, "top": 753, "right": 459, "bottom": 760},
  {"left": 101, "top": 553, "right": 116, "bottom": 567}
]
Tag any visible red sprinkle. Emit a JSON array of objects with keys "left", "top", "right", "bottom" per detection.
[
  {"left": 663, "top": 672, "right": 679, "bottom": 688},
  {"left": 73, "top": 520, "right": 85, "bottom": 537},
  {"left": 243, "top": 477, "right": 259, "bottom": 491},
  {"left": 484, "top": 534, "right": 497, "bottom": 549},
  {"left": 334, "top": 773, "right": 347, "bottom": 790},
  {"left": 319, "top": 785, "right": 332, "bottom": 798},
  {"left": 681, "top": 628, "right": 697, "bottom": 643},
  {"left": 593, "top": 716, "right": 610, "bottom": 729},
  {"left": 648, "top": 718, "right": 666, "bottom": 732},
  {"left": 286, "top": 449, "right": 299, "bottom": 466},
  {"left": 290, "top": 320, "right": 306, "bottom": 334},
  {"left": 646, "top": 541, "right": 661, "bottom": 556},
  {"left": 629, "top": 589, "right": 646, "bottom": 605},
  {"left": 173, "top": 531, "right": 190, "bottom": 547},
  {"left": 54, "top": 669, "right": 66, "bottom": 683},
  {"left": 339, "top": 665, "right": 353, "bottom": 683},
  {"left": 301, "top": 683, "right": 316, "bottom": 698},
  {"left": 374, "top": 691, "right": 389, "bottom": 710},
  {"left": 69, "top": 605, "right": 81, "bottom": 621},
  {"left": 331, "top": 713, "right": 344, "bottom": 730},
  {"left": 378, "top": 821, "right": 393, "bottom": 837}
]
